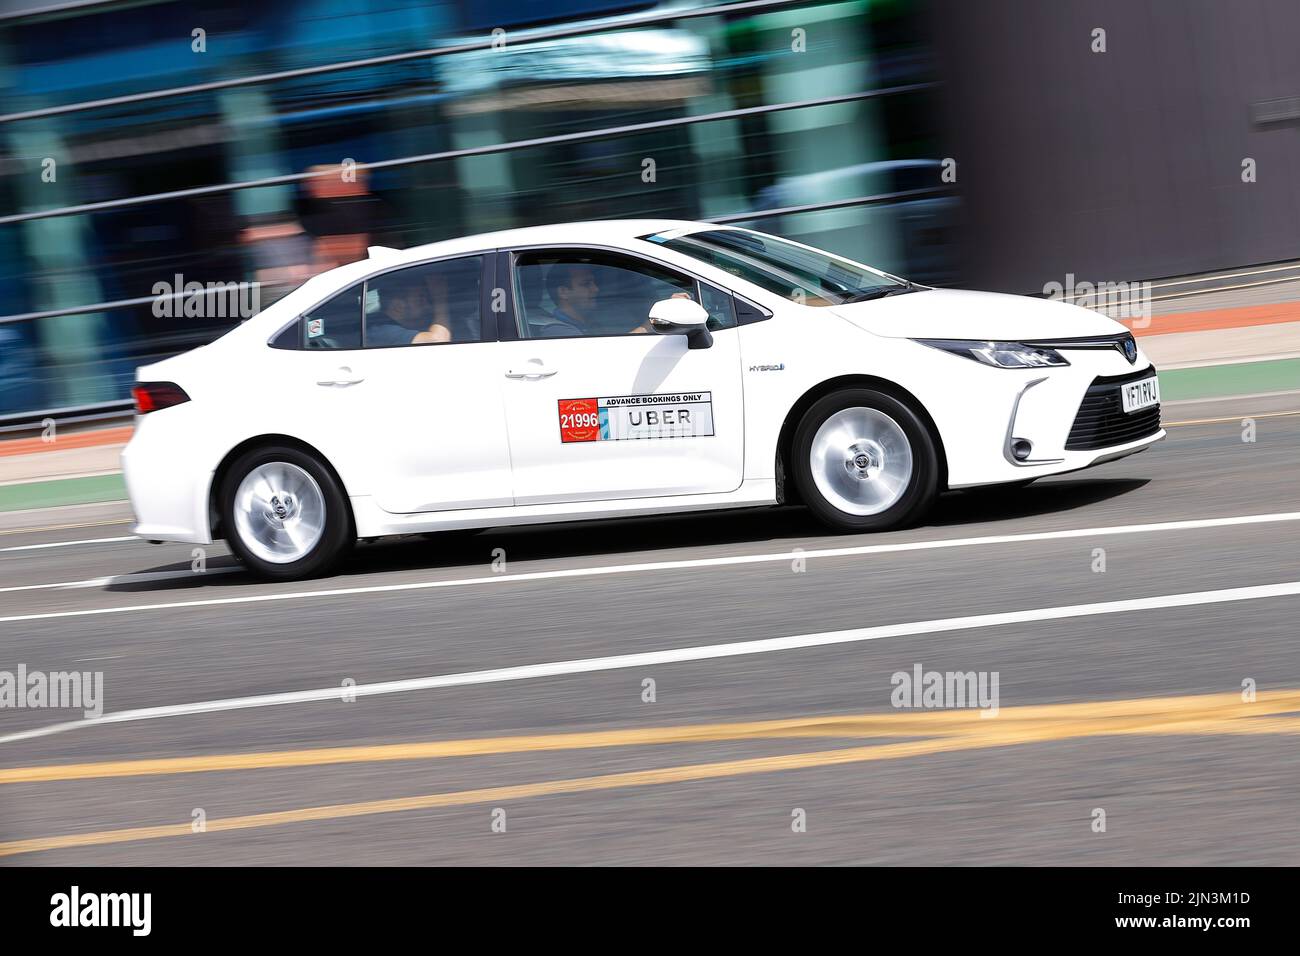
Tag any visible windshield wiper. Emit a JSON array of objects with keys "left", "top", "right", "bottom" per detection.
[{"left": 839, "top": 281, "right": 917, "bottom": 304}]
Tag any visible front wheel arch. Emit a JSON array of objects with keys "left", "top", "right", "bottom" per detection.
[
  {"left": 775, "top": 375, "right": 949, "bottom": 505},
  {"left": 208, "top": 434, "right": 354, "bottom": 541}
]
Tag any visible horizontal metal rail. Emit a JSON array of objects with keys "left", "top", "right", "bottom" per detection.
[
  {"left": 0, "top": 285, "right": 262, "bottom": 324},
  {"left": 0, "top": 0, "right": 125, "bottom": 26},
  {"left": 705, "top": 186, "right": 950, "bottom": 223},
  {"left": 0, "top": 0, "right": 812, "bottom": 124},
  {"left": 0, "top": 400, "right": 134, "bottom": 434},
  {"left": 0, "top": 83, "right": 936, "bottom": 226}
]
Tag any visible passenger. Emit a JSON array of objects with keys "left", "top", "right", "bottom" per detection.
[
  {"left": 423, "top": 268, "right": 468, "bottom": 341},
  {"left": 366, "top": 279, "right": 450, "bottom": 346}
]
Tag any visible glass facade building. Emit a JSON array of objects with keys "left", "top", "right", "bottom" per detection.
[{"left": 0, "top": 0, "right": 949, "bottom": 418}]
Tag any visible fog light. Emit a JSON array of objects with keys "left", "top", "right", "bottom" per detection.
[{"left": 1011, "top": 438, "right": 1033, "bottom": 461}]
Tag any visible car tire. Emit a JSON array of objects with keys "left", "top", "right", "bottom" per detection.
[
  {"left": 221, "top": 445, "right": 353, "bottom": 580},
  {"left": 792, "top": 388, "right": 939, "bottom": 532}
]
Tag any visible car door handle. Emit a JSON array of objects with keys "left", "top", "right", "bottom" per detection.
[
  {"left": 505, "top": 366, "right": 557, "bottom": 380},
  {"left": 317, "top": 367, "right": 365, "bottom": 386}
]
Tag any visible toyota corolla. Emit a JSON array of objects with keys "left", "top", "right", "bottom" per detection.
[{"left": 122, "top": 220, "right": 1163, "bottom": 579}]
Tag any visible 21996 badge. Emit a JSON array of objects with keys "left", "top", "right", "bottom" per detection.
[
  {"left": 558, "top": 398, "right": 601, "bottom": 443},
  {"left": 558, "top": 392, "right": 714, "bottom": 443}
]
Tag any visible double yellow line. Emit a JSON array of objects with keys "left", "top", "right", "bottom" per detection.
[{"left": 3, "top": 690, "right": 1298, "bottom": 858}]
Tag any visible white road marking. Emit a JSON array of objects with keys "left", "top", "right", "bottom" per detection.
[
  {"left": 1166, "top": 410, "right": 1300, "bottom": 427},
  {"left": 0, "top": 566, "right": 239, "bottom": 595},
  {"left": 3, "top": 579, "right": 1298, "bottom": 745},
  {"left": 0, "top": 517, "right": 130, "bottom": 537},
  {"left": 1, "top": 510, "right": 1298, "bottom": 626},
  {"left": 0, "top": 535, "right": 134, "bottom": 553},
  {"left": 1160, "top": 351, "right": 1300, "bottom": 370},
  {"left": 0, "top": 468, "right": 120, "bottom": 488},
  {"left": 1136, "top": 261, "right": 1300, "bottom": 292}
]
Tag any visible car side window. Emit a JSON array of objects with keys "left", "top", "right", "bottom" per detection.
[
  {"left": 699, "top": 282, "right": 738, "bottom": 331},
  {"left": 365, "top": 256, "right": 484, "bottom": 348},
  {"left": 513, "top": 250, "right": 699, "bottom": 339},
  {"left": 301, "top": 284, "right": 363, "bottom": 350}
]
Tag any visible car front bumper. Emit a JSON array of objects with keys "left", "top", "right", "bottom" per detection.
[{"left": 923, "top": 345, "right": 1165, "bottom": 488}]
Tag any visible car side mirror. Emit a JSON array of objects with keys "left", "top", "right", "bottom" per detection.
[{"left": 648, "top": 297, "right": 713, "bottom": 349}]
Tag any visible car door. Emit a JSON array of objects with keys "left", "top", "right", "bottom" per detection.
[
  {"left": 268, "top": 253, "right": 514, "bottom": 513},
  {"left": 495, "top": 246, "right": 745, "bottom": 506}
]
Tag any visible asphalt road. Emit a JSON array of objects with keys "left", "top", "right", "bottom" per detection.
[{"left": 1, "top": 407, "right": 1298, "bottom": 865}]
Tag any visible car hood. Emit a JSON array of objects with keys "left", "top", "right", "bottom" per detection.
[{"left": 831, "top": 288, "right": 1128, "bottom": 340}]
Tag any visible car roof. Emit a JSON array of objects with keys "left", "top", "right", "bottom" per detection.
[{"left": 389, "top": 218, "right": 712, "bottom": 263}]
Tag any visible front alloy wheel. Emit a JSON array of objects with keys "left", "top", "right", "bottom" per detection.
[{"left": 793, "top": 388, "right": 938, "bottom": 532}]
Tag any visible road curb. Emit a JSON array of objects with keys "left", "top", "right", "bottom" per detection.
[{"left": 0, "top": 499, "right": 136, "bottom": 534}]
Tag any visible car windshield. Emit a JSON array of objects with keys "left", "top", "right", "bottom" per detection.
[{"left": 643, "top": 228, "right": 908, "bottom": 306}]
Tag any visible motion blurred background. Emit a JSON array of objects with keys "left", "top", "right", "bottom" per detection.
[{"left": 0, "top": 0, "right": 1297, "bottom": 423}]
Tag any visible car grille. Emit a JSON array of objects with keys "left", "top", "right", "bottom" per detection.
[{"left": 1064, "top": 368, "right": 1161, "bottom": 451}]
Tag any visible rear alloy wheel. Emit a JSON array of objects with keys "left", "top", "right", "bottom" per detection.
[
  {"left": 793, "top": 388, "right": 938, "bottom": 532},
  {"left": 222, "top": 446, "right": 352, "bottom": 579}
]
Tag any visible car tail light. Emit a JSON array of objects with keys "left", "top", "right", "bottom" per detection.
[{"left": 132, "top": 382, "right": 190, "bottom": 414}]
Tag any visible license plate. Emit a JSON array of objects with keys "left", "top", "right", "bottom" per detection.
[{"left": 1120, "top": 376, "right": 1160, "bottom": 413}]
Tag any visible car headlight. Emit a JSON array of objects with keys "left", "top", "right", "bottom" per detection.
[{"left": 915, "top": 339, "right": 1070, "bottom": 368}]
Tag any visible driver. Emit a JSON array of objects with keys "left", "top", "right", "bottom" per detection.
[
  {"left": 534, "top": 263, "right": 596, "bottom": 337},
  {"left": 535, "top": 263, "right": 658, "bottom": 337}
]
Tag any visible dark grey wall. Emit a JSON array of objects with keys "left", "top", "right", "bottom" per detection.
[{"left": 930, "top": 0, "right": 1300, "bottom": 292}]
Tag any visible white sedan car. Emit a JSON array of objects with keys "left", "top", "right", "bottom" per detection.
[{"left": 123, "top": 220, "right": 1163, "bottom": 579}]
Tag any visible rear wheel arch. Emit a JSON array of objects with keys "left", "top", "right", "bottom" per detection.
[
  {"left": 209, "top": 434, "right": 354, "bottom": 540},
  {"left": 775, "top": 375, "right": 949, "bottom": 504}
]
